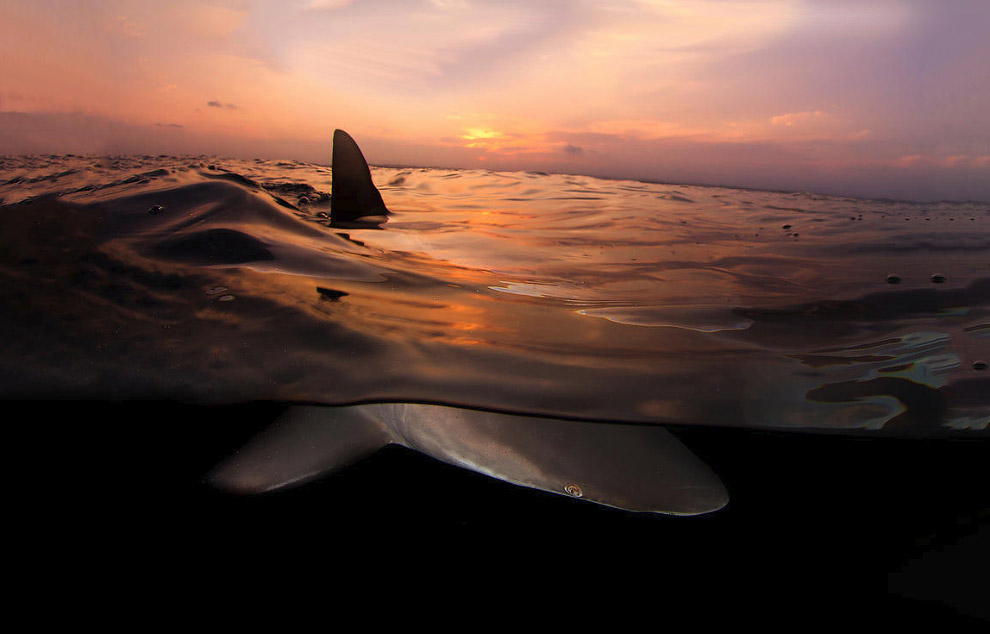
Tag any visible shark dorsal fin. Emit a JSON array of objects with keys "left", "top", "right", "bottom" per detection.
[{"left": 331, "top": 129, "right": 389, "bottom": 226}]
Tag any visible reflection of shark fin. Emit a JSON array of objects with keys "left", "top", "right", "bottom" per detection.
[
  {"left": 331, "top": 129, "right": 389, "bottom": 226},
  {"left": 211, "top": 404, "right": 728, "bottom": 515},
  {"left": 390, "top": 405, "right": 728, "bottom": 515},
  {"left": 208, "top": 406, "right": 390, "bottom": 494}
]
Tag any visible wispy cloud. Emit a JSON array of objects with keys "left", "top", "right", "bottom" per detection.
[
  {"left": 770, "top": 111, "right": 828, "bottom": 128},
  {"left": 303, "top": 0, "right": 354, "bottom": 11},
  {"left": 429, "top": 0, "right": 470, "bottom": 9}
]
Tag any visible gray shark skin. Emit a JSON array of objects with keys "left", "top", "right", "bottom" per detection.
[
  {"left": 208, "top": 131, "right": 728, "bottom": 515},
  {"left": 209, "top": 404, "right": 728, "bottom": 515}
]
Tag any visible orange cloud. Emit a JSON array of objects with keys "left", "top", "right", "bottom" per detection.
[
  {"left": 769, "top": 110, "right": 828, "bottom": 127},
  {"left": 893, "top": 154, "right": 990, "bottom": 169}
]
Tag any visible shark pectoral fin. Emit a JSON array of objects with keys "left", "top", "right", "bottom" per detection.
[
  {"left": 331, "top": 129, "right": 389, "bottom": 226},
  {"left": 397, "top": 406, "right": 729, "bottom": 515},
  {"left": 208, "top": 406, "right": 391, "bottom": 494}
]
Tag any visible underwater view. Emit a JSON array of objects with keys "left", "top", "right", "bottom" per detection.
[{"left": 2, "top": 154, "right": 988, "bottom": 434}]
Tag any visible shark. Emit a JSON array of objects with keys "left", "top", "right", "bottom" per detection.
[
  {"left": 208, "top": 131, "right": 728, "bottom": 515},
  {"left": 1, "top": 130, "right": 985, "bottom": 516}
]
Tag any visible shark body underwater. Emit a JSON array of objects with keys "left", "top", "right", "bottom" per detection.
[{"left": 1, "top": 130, "right": 988, "bottom": 515}]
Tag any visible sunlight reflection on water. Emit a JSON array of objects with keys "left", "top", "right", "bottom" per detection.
[{"left": 1, "top": 155, "right": 988, "bottom": 433}]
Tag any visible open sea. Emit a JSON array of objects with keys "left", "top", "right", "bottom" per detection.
[
  {"left": 1, "top": 154, "right": 987, "bottom": 622},
  {"left": 1, "top": 154, "right": 988, "bottom": 432}
]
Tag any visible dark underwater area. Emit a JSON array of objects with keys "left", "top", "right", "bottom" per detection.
[{"left": 11, "top": 401, "right": 987, "bottom": 625}]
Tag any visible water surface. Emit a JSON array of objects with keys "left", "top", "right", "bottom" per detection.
[{"left": 1, "top": 155, "right": 987, "bottom": 433}]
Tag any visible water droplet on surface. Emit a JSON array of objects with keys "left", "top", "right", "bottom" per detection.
[
  {"left": 886, "top": 274, "right": 902, "bottom": 284},
  {"left": 218, "top": 294, "right": 235, "bottom": 302},
  {"left": 931, "top": 274, "right": 947, "bottom": 284},
  {"left": 564, "top": 483, "right": 583, "bottom": 498},
  {"left": 298, "top": 196, "right": 310, "bottom": 204},
  {"left": 316, "top": 287, "right": 348, "bottom": 301},
  {"left": 206, "top": 286, "right": 228, "bottom": 295},
  {"left": 148, "top": 205, "right": 165, "bottom": 214},
  {"left": 782, "top": 224, "right": 791, "bottom": 230},
  {"left": 974, "top": 361, "right": 988, "bottom": 371}
]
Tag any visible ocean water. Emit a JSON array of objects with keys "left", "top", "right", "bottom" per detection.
[{"left": 1, "top": 154, "right": 988, "bottom": 434}]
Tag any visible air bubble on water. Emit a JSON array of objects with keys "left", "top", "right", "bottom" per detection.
[
  {"left": 206, "top": 286, "right": 228, "bottom": 295},
  {"left": 218, "top": 294, "right": 236, "bottom": 302},
  {"left": 931, "top": 274, "right": 947, "bottom": 284},
  {"left": 886, "top": 274, "right": 901, "bottom": 284},
  {"left": 973, "top": 361, "right": 988, "bottom": 371}
]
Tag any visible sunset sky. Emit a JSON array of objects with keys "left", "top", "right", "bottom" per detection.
[{"left": 1, "top": 0, "right": 988, "bottom": 200}]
